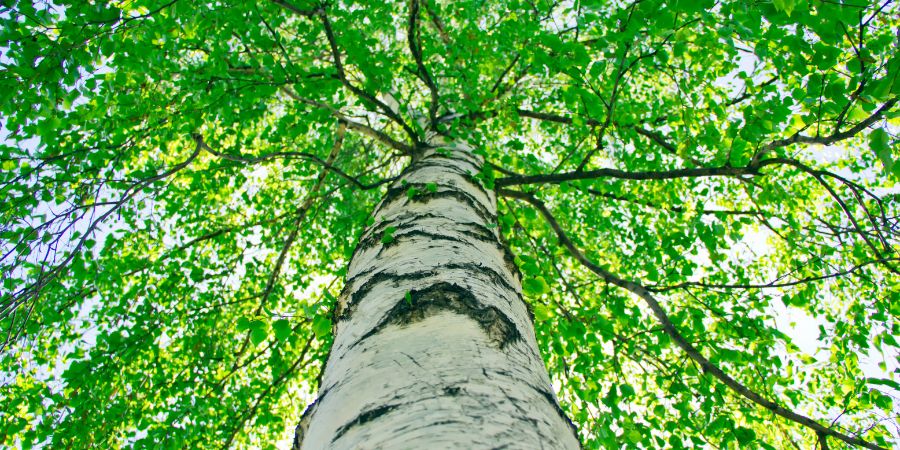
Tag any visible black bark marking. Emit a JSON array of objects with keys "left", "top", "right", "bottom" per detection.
[
  {"left": 339, "top": 262, "right": 522, "bottom": 322},
  {"left": 375, "top": 185, "right": 496, "bottom": 226},
  {"left": 421, "top": 148, "right": 483, "bottom": 168},
  {"left": 440, "top": 262, "right": 519, "bottom": 299},
  {"left": 449, "top": 221, "right": 520, "bottom": 281},
  {"left": 383, "top": 229, "right": 468, "bottom": 251},
  {"left": 350, "top": 193, "right": 498, "bottom": 262},
  {"left": 408, "top": 157, "right": 478, "bottom": 176},
  {"left": 349, "top": 224, "right": 519, "bottom": 291},
  {"left": 443, "top": 385, "right": 462, "bottom": 396},
  {"left": 405, "top": 160, "right": 487, "bottom": 193},
  {"left": 338, "top": 270, "right": 416, "bottom": 321},
  {"left": 353, "top": 212, "right": 504, "bottom": 257},
  {"left": 533, "top": 385, "right": 582, "bottom": 448},
  {"left": 331, "top": 404, "right": 398, "bottom": 443},
  {"left": 377, "top": 196, "right": 518, "bottom": 280},
  {"left": 353, "top": 282, "right": 521, "bottom": 349},
  {"left": 401, "top": 352, "right": 424, "bottom": 370}
]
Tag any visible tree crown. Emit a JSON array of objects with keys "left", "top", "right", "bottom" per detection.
[{"left": 1, "top": 0, "right": 899, "bottom": 448}]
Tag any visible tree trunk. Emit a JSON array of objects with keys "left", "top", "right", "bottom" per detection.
[{"left": 294, "top": 138, "right": 580, "bottom": 449}]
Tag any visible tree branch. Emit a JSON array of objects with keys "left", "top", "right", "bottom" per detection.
[
  {"left": 586, "top": 188, "right": 759, "bottom": 217},
  {"left": 228, "top": 124, "right": 345, "bottom": 369},
  {"left": 496, "top": 156, "right": 898, "bottom": 277},
  {"left": 633, "top": 126, "right": 676, "bottom": 154},
  {"left": 649, "top": 257, "right": 900, "bottom": 292},
  {"left": 317, "top": 8, "right": 421, "bottom": 143},
  {"left": 408, "top": 0, "right": 441, "bottom": 124},
  {"left": 515, "top": 109, "right": 697, "bottom": 165},
  {"left": 494, "top": 164, "right": 757, "bottom": 187},
  {"left": 2, "top": 139, "right": 201, "bottom": 349},
  {"left": 422, "top": 0, "right": 450, "bottom": 45},
  {"left": 279, "top": 87, "right": 414, "bottom": 155},
  {"left": 489, "top": 55, "right": 521, "bottom": 95},
  {"left": 758, "top": 157, "right": 899, "bottom": 275},
  {"left": 224, "top": 335, "right": 313, "bottom": 449},
  {"left": 754, "top": 97, "right": 898, "bottom": 163},
  {"left": 501, "top": 188, "right": 888, "bottom": 450}
]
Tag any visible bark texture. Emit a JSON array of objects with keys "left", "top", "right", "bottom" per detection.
[{"left": 295, "top": 140, "right": 580, "bottom": 449}]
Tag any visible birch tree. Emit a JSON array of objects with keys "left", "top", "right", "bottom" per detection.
[{"left": 1, "top": 0, "right": 899, "bottom": 449}]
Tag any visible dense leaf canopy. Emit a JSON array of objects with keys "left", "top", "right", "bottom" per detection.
[{"left": 2, "top": 0, "right": 899, "bottom": 448}]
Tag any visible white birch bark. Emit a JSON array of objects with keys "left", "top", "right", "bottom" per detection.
[{"left": 294, "top": 139, "right": 580, "bottom": 449}]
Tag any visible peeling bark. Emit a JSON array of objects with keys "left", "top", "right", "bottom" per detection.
[{"left": 295, "top": 140, "right": 580, "bottom": 449}]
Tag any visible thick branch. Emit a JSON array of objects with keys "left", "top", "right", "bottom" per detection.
[
  {"left": 408, "top": 0, "right": 440, "bottom": 123},
  {"left": 754, "top": 97, "right": 898, "bottom": 162},
  {"left": 495, "top": 165, "right": 756, "bottom": 187},
  {"left": 501, "top": 189, "right": 888, "bottom": 450},
  {"left": 516, "top": 108, "right": 590, "bottom": 126},
  {"left": 514, "top": 95, "right": 898, "bottom": 172},
  {"left": 318, "top": 9, "right": 420, "bottom": 142},
  {"left": 280, "top": 87, "right": 414, "bottom": 155},
  {"left": 496, "top": 158, "right": 899, "bottom": 271}
]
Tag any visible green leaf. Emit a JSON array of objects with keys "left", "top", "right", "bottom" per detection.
[
  {"left": 626, "top": 429, "right": 641, "bottom": 444},
  {"left": 381, "top": 226, "right": 397, "bottom": 244},
  {"left": 533, "top": 303, "right": 552, "bottom": 321},
  {"left": 870, "top": 128, "right": 893, "bottom": 172},
  {"left": 872, "top": 391, "right": 893, "bottom": 410},
  {"left": 189, "top": 267, "right": 204, "bottom": 282},
  {"left": 272, "top": 319, "right": 292, "bottom": 342},
  {"left": 734, "top": 427, "right": 757, "bottom": 445},
  {"left": 773, "top": 0, "right": 795, "bottom": 16},
  {"left": 522, "top": 276, "right": 549, "bottom": 296},
  {"left": 866, "top": 377, "right": 900, "bottom": 391},
  {"left": 250, "top": 327, "right": 268, "bottom": 346},
  {"left": 312, "top": 316, "right": 332, "bottom": 339}
]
